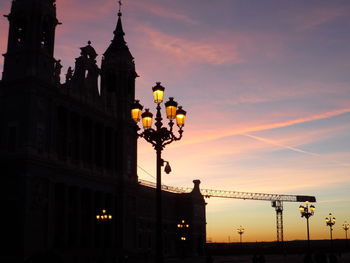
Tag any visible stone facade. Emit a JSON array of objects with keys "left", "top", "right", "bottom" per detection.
[{"left": 0, "top": 1, "right": 206, "bottom": 262}]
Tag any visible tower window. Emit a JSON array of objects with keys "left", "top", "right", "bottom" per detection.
[
  {"left": 40, "top": 21, "right": 52, "bottom": 50},
  {"left": 17, "top": 28, "right": 22, "bottom": 43},
  {"left": 15, "top": 25, "right": 25, "bottom": 46},
  {"left": 41, "top": 29, "right": 47, "bottom": 48}
]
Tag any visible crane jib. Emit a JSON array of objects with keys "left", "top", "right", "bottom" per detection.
[
  {"left": 138, "top": 179, "right": 317, "bottom": 203},
  {"left": 296, "top": 195, "right": 317, "bottom": 203}
]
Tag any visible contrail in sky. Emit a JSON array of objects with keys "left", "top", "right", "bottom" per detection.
[{"left": 242, "top": 133, "right": 350, "bottom": 167}]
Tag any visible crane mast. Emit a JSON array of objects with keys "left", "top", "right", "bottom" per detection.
[
  {"left": 272, "top": 200, "right": 284, "bottom": 242},
  {"left": 138, "top": 179, "right": 316, "bottom": 242}
]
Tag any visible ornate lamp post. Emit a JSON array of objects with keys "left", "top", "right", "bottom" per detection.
[
  {"left": 236, "top": 226, "right": 245, "bottom": 244},
  {"left": 299, "top": 201, "right": 315, "bottom": 249},
  {"left": 325, "top": 213, "right": 336, "bottom": 249},
  {"left": 342, "top": 221, "right": 349, "bottom": 244},
  {"left": 132, "top": 82, "right": 186, "bottom": 263}
]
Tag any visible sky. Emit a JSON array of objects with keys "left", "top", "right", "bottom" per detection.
[{"left": 1, "top": 0, "right": 350, "bottom": 243}]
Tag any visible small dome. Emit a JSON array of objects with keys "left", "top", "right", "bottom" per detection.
[{"left": 80, "top": 41, "right": 98, "bottom": 59}]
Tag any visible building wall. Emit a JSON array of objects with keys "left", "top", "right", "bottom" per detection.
[{"left": 0, "top": 1, "right": 206, "bottom": 262}]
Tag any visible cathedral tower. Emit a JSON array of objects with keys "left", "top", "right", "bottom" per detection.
[
  {"left": 101, "top": 10, "right": 138, "bottom": 182},
  {"left": 2, "top": 0, "right": 60, "bottom": 82}
]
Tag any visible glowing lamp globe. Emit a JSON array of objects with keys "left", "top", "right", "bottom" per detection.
[
  {"left": 175, "top": 106, "right": 186, "bottom": 128},
  {"left": 152, "top": 82, "right": 165, "bottom": 104},
  {"left": 141, "top": 109, "right": 153, "bottom": 129},
  {"left": 165, "top": 97, "right": 178, "bottom": 120},
  {"left": 310, "top": 205, "right": 315, "bottom": 213},
  {"left": 131, "top": 100, "right": 143, "bottom": 123}
]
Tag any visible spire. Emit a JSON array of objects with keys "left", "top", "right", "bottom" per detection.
[
  {"left": 109, "top": 0, "right": 125, "bottom": 44},
  {"left": 113, "top": 11, "right": 126, "bottom": 46},
  {"left": 103, "top": 0, "right": 134, "bottom": 67}
]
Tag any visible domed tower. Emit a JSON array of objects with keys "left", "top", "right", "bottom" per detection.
[
  {"left": 101, "top": 9, "right": 138, "bottom": 182},
  {"left": 2, "top": 0, "right": 60, "bottom": 82}
]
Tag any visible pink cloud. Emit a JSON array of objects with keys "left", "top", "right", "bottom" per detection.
[
  {"left": 129, "top": 1, "right": 198, "bottom": 25},
  {"left": 56, "top": 0, "right": 116, "bottom": 22},
  {"left": 180, "top": 107, "right": 350, "bottom": 146},
  {"left": 0, "top": 2, "right": 11, "bottom": 71},
  {"left": 292, "top": 6, "right": 349, "bottom": 31},
  {"left": 135, "top": 25, "right": 243, "bottom": 66},
  {"left": 127, "top": 25, "right": 287, "bottom": 87}
]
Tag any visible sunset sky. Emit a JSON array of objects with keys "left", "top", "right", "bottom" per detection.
[{"left": 1, "top": 0, "right": 350, "bottom": 242}]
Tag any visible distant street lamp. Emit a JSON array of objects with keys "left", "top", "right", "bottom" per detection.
[
  {"left": 299, "top": 201, "right": 315, "bottom": 249},
  {"left": 177, "top": 219, "right": 190, "bottom": 241},
  {"left": 342, "top": 221, "right": 349, "bottom": 243},
  {"left": 177, "top": 219, "right": 190, "bottom": 257},
  {"left": 95, "top": 209, "right": 112, "bottom": 261},
  {"left": 236, "top": 226, "right": 245, "bottom": 244},
  {"left": 325, "top": 213, "right": 336, "bottom": 249},
  {"left": 96, "top": 209, "right": 112, "bottom": 222},
  {"left": 132, "top": 82, "right": 186, "bottom": 263}
]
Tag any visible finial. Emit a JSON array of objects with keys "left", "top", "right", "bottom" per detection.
[{"left": 118, "top": 0, "right": 122, "bottom": 16}]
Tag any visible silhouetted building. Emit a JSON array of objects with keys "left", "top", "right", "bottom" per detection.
[{"left": 0, "top": 0, "right": 206, "bottom": 262}]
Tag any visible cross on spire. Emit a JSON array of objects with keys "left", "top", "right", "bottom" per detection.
[{"left": 118, "top": 0, "right": 122, "bottom": 15}]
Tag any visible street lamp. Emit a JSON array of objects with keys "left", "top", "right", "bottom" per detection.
[
  {"left": 299, "top": 201, "right": 315, "bottom": 249},
  {"left": 342, "top": 221, "right": 349, "bottom": 242},
  {"left": 177, "top": 219, "right": 190, "bottom": 241},
  {"left": 177, "top": 219, "right": 190, "bottom": 257},
  {"left": 132, "top": 82, "right": 186, "bottom": 263},
  {"left": 96, "top": 209, "right": 113, "bottom": 221},
  {"left": 95, "top": 209, "right": 112, "bottom": 261},
  {"left": 325, "top": 213, "right": 336, "bottom": 249},
  {"left": 236, "top": 226, "right": 245, "bottom": 244}
]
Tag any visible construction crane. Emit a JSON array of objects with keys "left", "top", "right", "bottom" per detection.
[{"left": 138, "top": 179, "right": 316, "bottom": 242}]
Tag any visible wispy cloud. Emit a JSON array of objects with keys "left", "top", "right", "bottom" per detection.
[
  {"left": 129, "top": 1, "right": 198, "bottom": 25},
  {"left": 292, "top": 6, "right": 349, "bottom": 31},
  {"left": 243, "top": 133, "right": 319, "bottom": 156},
  {"left": 184, "top": 108, "right": 350, "bottom": 146},
  {"left": 56, "top": 0, "right": 116, "bottom": 22},
  {"left": 242, "top": 133, "right": 350, "bottom": 167},
  {"left": 135, "top": 25, "right": 243, "bottom": 66}
]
